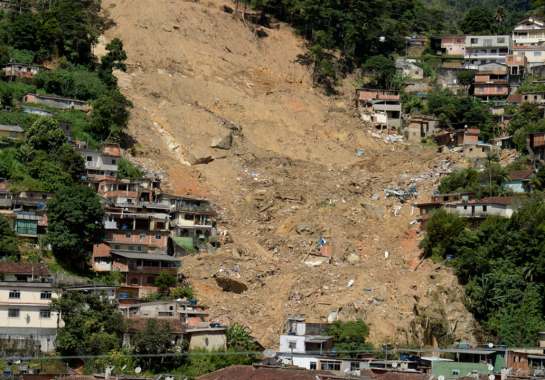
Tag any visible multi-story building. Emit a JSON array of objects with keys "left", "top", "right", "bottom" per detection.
[
  {"left": 464, "top": 35, "right": 511, "bottom": 69},
  {"left": 474, "top": 63, "right": 509, "bottom": 101},
  {"left": 0, "top": 268, "right": 59, "bottom": 353},
  {"left": 77, "top": 143, "right": 122, "bottom": 180},
  {"left": 171, "top": 197, "right": 216, "bottom": 250},
  {"left": 505, "top": 54, "right": 528, "bottom": 92},
  {"left": 355, "top": 88, "right": 403, "bottom": 128},
  {"left": 527, "top": 131, "right": 545, "bottom": 169},
  {"left": 512, "top": 15, "right": 545, "bottom": 67},
  {"left": 430, "top": 35, "right": 466, "bottom": 55}
]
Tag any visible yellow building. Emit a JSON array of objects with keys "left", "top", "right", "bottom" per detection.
[{"left": 0, "top": 124, "right": 25, "bottom": 140}]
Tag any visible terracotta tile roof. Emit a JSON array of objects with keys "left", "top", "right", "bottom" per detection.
[
  {"left": 0, "top": 262, "right": 51, "bottom": 275},
  {"left": 197, "top": 365, "right": 335, "bottom": 380},
  {"left": 125, "top": 316, "right": 187, "bottom": 334},
  {"left": 466, "top": 129, "right": 480, "bottom": 134},
  {"left": 506, "top": 94, "right": 523, "bottom": 103},
  {"left": 477, "top": 196, "right": 522, "bottom": 205},
  {"left": 509, "top": 170, "right": 534, "bottom": 180},
  {"left": 379, "top": 373, "right": 431, "bottom": 380},
  {"left": 56, "top": 377, "right": 95, "bottom": 380}
]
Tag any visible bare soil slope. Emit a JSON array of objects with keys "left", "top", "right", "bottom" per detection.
[{"left": 99, "top": 0, "right": 477, "bottom": 349}]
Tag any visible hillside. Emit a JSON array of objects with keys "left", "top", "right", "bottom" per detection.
[
  {"left": 98, "top": 0, "right": 477, "bottom": 349},
  {"left": 421, "top": 0, "right": 531, "bottom": 28}
]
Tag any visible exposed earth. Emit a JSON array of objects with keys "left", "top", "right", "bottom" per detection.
[{"left": 97, "top": 0, "right": 477, "bottom": 350}]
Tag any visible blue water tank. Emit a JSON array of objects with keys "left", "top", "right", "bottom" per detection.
[
  {"left": 121, "top": 224, "right": 128, "bottom": 230},
  {"left": 189, "top": 299, "right": 197, "bottom": 306},
  {"left": 499, "top": 344, "right": 507, "bottom": 349},
  {"left": 288, "top": 332, "right": 296, "bottom": 336},
  {"left": 446, "top": 254, "right": 454, "bottom": 260},
  {"left": 400, "top": 354, "right": 410, "bottom": 361},
  {"left": 118, "top": 293, "right": 128, "bottom": 299},
  {"left": 4, "top": 370, "right": 13, "bottom": 376},
  {"left": 459, "top": 343, "right": 469, "bottom": 348}
]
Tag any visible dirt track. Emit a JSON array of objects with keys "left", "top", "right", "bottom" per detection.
[{"left": 98, "top": 0, "right": 478, "bottom": 349}]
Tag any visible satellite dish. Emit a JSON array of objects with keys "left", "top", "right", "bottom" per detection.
[
  {"left": 121, "top": 365, "right": 127, "bottom": 371},
  {"left": 438, "top": 376, "right": 445, "bottom": 380},
  {"left": 392, "top": 362, "right": 398, "bottom": 368},
  {"left": 488, "top": 343, "right": 494, "bottom": 348},
  {"left": 135, "top": 367, "right": 142, "bottom": 374},
  {"left": 488, "top": 366, "right": 494, "bottom": 371},
  {"left": 489, "top": 375, "right": 495, "bottom": 380},
  {"left": 344, "top": 368, "right": 351, "bottom": 374},
  {"left": 263, "top": 349, "right": 277, "bottom": 358}
]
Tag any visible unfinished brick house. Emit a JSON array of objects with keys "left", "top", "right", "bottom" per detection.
[
  {"left": 356, "top": 88, "right": 403, "bottom": 128},
  {"left": 474, "top": 63, "right": 509, "bottom": 101}
]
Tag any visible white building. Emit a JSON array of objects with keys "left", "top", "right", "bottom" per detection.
[
  {"left": 77, "top": 147, "right": 120, "bottom": 180},
  {"left": 0, "top": 281, "right": 59, "bottom": 353},
  {"left": 512, "top": 15, "right": 545, "bottom": 67},
  {"left": 455, "top": 196, "right": 520, "bottom": 228},
  {"left": 464, "top": 35, "right": 512, "bottom": 69}
]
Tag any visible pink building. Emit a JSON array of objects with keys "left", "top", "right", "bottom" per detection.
[{"left": 441, "top": 35, "right": 466, "bottom": 55}]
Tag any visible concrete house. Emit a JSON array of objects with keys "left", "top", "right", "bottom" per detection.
[
  {"left": 474, "top": 63, "right": 509, "bottom": 101},
  {"left": 407, "top": 117, "right": 440, "bottom": 141},
  {"left": 464, "top": 35, "right": 512, "bottom": 69},
  {"left": 430, "top": 35, "right": 466, "bottom": 55},
  {"left": 77, "top": 145, "right": 121, "bottom": 180},
  {"left": 427, "top": 349, "right": 506, "bottom": 379},
  {"left": 415, "top": 192, "right": 476, "bottom": 226},
  {"left": 456, "top": 196, "right": 521, "bottom": 228},
  {"left": 122, "top": 316, "right": 186, "bottom": 347},
  {"left": 356, "top": 88, "right": 403, "bottom": 128},
  {"left": 527, "top": 132, "right": 545, "bottom": 168},
  {"left": 18, "top": 105, "right": 58, "bottom": 117},
  {"left": 2, "top": 63, "right": 50, "bottom": 79},
  {"left": 57, "top": 120, "right": 71, "bottom": 138},
  {"left": 0, "top": 279, "right": 59, "bottom": 353},
  {"left": 171, "top": 197, "right": 216, "bottom": 250},
  {"left": 0, "top": 124, "right": 25, "bottom": 140},
  {"left": 463, "top": 143, "right": 493, "bottom": 160},
  {"left": 505, "top": 54, "right": 528, "bottom": 92},
  {"left": 23, "top": 93, "right": 90, "bottom": 112},
  {"left": 395, "top": 58, "right": 424, "bottom": 80},
  {"left": 512, "top": 15, "right": 545, "bottom": 67},
  {"left": 503, "top": 170, "right": 534, "bottom": 193}
]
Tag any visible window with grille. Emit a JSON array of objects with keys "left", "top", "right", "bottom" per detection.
[
  {"left": 351, "top": 362, "right": 360, "bottom": 371},
  {"left": 40, "top": 310, "right": 51, "bottom": 318},
  {"left": 131, "top": 278, "right": 138, "bottom": 285},
  {"left": 147, "top": 276, "right": 155, "bottom": 284},
  {"left": 310, "top": 362, "right": 317, "bottom": 370},
  {"left": 114, "top": 244, "right": 121, "bottom": 250},
  {"left": 137, "top": 246, "right": 143, "bottom": 252},
  {"left": 40, "top": 291, "right": 52, "bottom": 299},
  {"left": 8, "top": 309, "right": 19, "bottom": 317},
  {"left": 453, "top": 370, "right": 460, "bottom": 376},
  {"left": 140, "top": 233, "right": 146, "bottom": 239},
  {"left": 9, "top": 290, "right": 20, "bottom": 299},
  {"left": 155, "top": 234, "right": 161, "bottom": 240},
  {"left": 128, "top": 245, "right": 134, "bottom": 251},
  {"left": 320, "top": 361, "right": 341, "bottom": 371}
]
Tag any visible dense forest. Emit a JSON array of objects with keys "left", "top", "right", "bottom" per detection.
[{"left": 421, "top": 0, "right": 531, "bottom": 28}]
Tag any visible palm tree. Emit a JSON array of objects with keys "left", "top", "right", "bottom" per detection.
[
  {"left": 529, "top": 175, "right": 542, "bottom": 192},
  {"left": 496, "top": 167, "right": 511, "bottom": 188},
  {"left": 17, "top": 144, "right": 35, "bottom": 164},
  {"left": 486, "top": 151, "right": 500, "bottom": 197},
  {"left": 494, "top": 6, "right": 507, "bottom": 26}
]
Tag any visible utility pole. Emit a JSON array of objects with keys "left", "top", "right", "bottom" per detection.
[{"left": 382, "top": 343, "right": 391, "bottom": 369}]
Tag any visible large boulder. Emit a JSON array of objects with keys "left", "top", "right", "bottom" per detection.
[
  {"left": 210, "top": 132, "right": 232, "bottom": 150},
  {"left": 188, "top": 149, "right": 214, "bottom": 165},
  {"left": 361, "top": 202, "right": 387, "bottom": 221}
]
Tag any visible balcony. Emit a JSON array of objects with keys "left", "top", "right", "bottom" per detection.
[
  {"left": 0, "top": 199, "right": 12, "bottom": 207},
  {"left": 176, "top": 204, "right": 214, "bottom": 213},
  {"left": 105, "top": 221, "right": 118, "bottom": 229},
  {"left": 86, "top": 161, "right": 100, "bottom": 167}
]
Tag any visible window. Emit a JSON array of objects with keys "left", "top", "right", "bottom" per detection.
[
  {"left": 147, "top": 276, "right": 155, "bottom": 284},
  {"left": 457, "top": 38, "right": 462, "bottom": 43},
  {"left": 155, "top": 234, "right": 161, "bottom": 240},
  {"left": 470, "top": 148, "right": 473, "bottom": 152},
  {"left": 130, "top": 291, "right": 137, "bottom": 298},
  {"left": 491, "top": 49, "right": 497, "bottom": 53},
  {"left": 471, "top": 38, "right": 478, "bottom": 44},
  {"left": 320, "top": 361, "right": 341, "bottom": 371},
  {"left": 128, "top": 245, "right": 134, "bottom": 251},
  {"left": 9, "top": 290, "right": 20, "bottom": 299},
  {"left": 29, "top": 193, "right": 34, "bottom": 198},
  {"left": 464, "top": 206, "right": 467, "bottom": 210},
  {"left": 497, "top": 37, "right": 505, "bottom": 43},
  {"left": 310, "top": 362, "right": 317, "bottom": 370},
  {"left": 536, "top": 96, "right": 539, "bottom": 100},
  {"left": 500, "top": 352, "right": 505, "bottom": 359},
  {"left": 131, "top": 278, "right": 138, "bottom": 285},
  {"left": 483, "top": 205, "right": 488, "bottom": 212},
  {"left": 126, "top": 232, "right": 132, "bottom": 238},
  {"left": 536, "top": 52, "right": 542, "bottom": 56},
  {"left": 16, "top": 276, "right": 27, "bottom": 281},
  {"left": 40, "top": 291, "right": 52, "bottom": 299},
  {"left": 114, "top": 244, "right": 121, "bottom": 250},
  {"left": 415, "top": 70, "right": 420, "bottom": 75},
  {"left": 519, "top": 356, "right": 523, "bottom": 363},
  {"left": 8, "top": 309, "right": 19, "bottom": 318},
  {"left": 101, "top": 185, "right": 104, "bottom": 191},
  {"left": 137, "top": 246, "right": 143, "bottom": 252},
  {"left": 40, "top": 309, "right": 51, "bottom": 318},
  {"left": 496, "top": 86, "right": 503, "bottom": 92},
  {"left": 479, "top": 86, "right": 485, "bottom": 92},
  {"left": 453, "top": 370, "right": 460, "bottom": 376},
  {"left": 482, "top": 147, "right": 486, "bottom": 152},
  {"left": 351, "top": 362, "right": 360, "bottom": 371},
  {"left": 10, "top": 131, "right": 17, "bottom": 137},
  {"left": 413, "top": 132, "right": 416, "bottom": 136},
  {"left": 140, "top": 233, "right": 146, "bottom": 239},
  {"left": 514, "top": 355, "right": 518, "bottom": 362},
  {"left": 87, "top": 156, "right": 92, "bottom": 161},
  {"left": 112, "top": 159, "right": 117, "bottom": 164}
]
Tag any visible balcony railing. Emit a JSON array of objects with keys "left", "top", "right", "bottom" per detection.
[
  {"left": 86, "top": 161, "right": 99, "bottom": 167},
  {"left": 176, "top": 204, "right": 214, "bottom": 213}
]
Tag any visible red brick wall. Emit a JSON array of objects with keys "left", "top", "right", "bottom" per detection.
[
  {"left": 508, "top": 353, "right": 529, "bottom": 373},
  {"left": 528, "top": 133, "right": 545, "bottom": 148},
  {"left": 377, "top": 94, "right": 400, "bottom": 100},
  {"left": 359, "top": 90, "right": 377, "bottom": 99},
  {"left": 105, "top": 190, "right": 138, "bottom": 197},
  {"left": 475, "top": 75, "right": 490, "bottom": 82},
  {"left": 107, "top": 230, "right": 168, "bottom": 247},
  {"left": 475, "top": 84, "right": 508, "bottom": 95},
  {"left": 93, "top": 242, "right": 111, "bottom": 258}
]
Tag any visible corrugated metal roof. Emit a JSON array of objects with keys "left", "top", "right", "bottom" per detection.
[
  {"left": 112, "top": 252, "right": 182, "bottom": 261},
  {"left": 440, "top": 349, "right": 496, "bottom": 355},
  {"left": 0, "top": 124, "right": 24, "bottom": 132}
]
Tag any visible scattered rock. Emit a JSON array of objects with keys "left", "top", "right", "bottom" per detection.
[
  {"left": 188, "top": 149, "right": 214, "bottom": 165},
  {"left": 361, "top": 202, "right": 387, "bottom": 221},
  {"left": 210, "top": 132, "right": 233, "bottom": 150},
  {"left": 295, "top": 222, "right": 316, "bottom": 234}
]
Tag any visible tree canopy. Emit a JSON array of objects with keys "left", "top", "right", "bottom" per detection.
[{"left": 326, "top": 319, "right": 374, "bottom": 357}]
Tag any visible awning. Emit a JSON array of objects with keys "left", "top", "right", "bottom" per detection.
[{"left": 528, "top": 355, "right": 545, "bottom": 359}]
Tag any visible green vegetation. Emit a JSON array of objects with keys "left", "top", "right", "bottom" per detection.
[
  {"left": 0, "top": 213, "right": 21, "bottom": 260},
  {"left": 118, "top": 157, "right": 145, "bottom": 179},
  {"left": 325, "top": 319, "right": 374, "bottom": 357},
  {"left": 420, "top": 194, "right": 545, "bottom": 346},
  {"left": 226, "top": 323, "right": 258, "bottom": 351},
  {"left": 46, "top": 185, "right": 105, "bottom": 261},
  {"left": 50, "top": 291, "right": 128, "bottom": 357}
]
